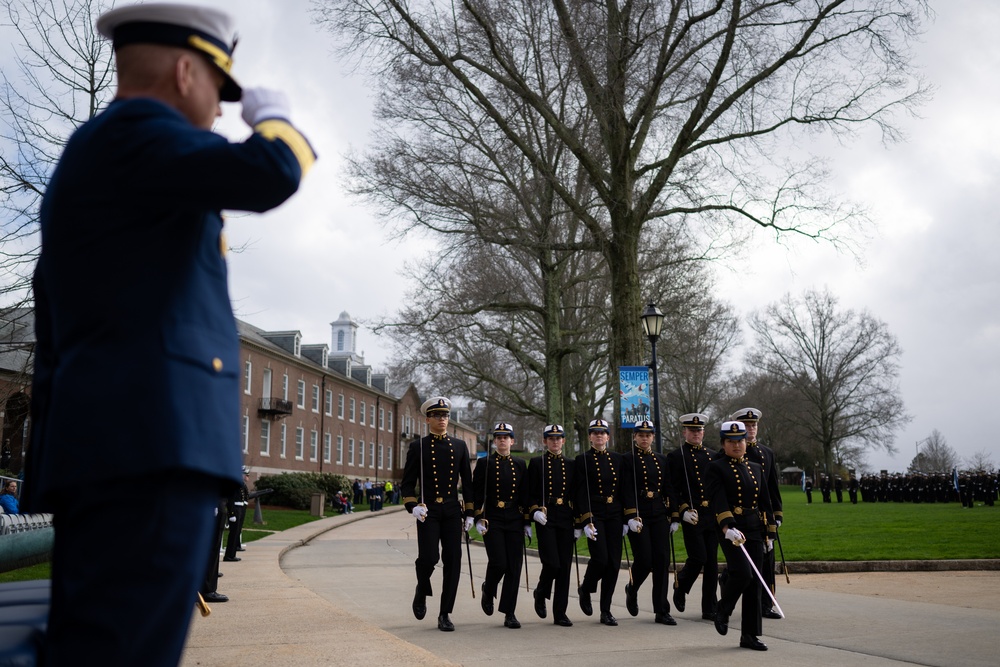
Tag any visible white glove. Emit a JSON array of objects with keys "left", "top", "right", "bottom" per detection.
[
  {"left": 670, "top": 521, "right": 680, "bottom": 534},
  {"left": 533, "top": 510, "right": 548, "bottom": 526},
  {"left": 622, "top": 524, "right": 629, "bottom": 537},
  {"left": 476, "top": 520, "right": 488, "bottom": 536},
  {"left": 573, "top": 528, "right": 583, "bottom": 540},
  {"left": 725, "top": 527, "right": 746, "bottom": 545},
  {"left": 627, "top": 518, "right": 642, "bottom": 533},
  {"left": 682, "top": 510, "right": 699, "bottom": 525},
  {"left": 524, "top": 525, "right": 532, "bottom": 540},
  {"left": 463, "top": 516, "right": 475, "bottom": 532},
  {"left": 241, "top": 87, "right": 291, "bottom": 126},
  {"left": 584, "top": 523, "right": 598, "bottom": 540},
  {"left": 412, "top": 505, "right": 428, "bottom": 522},
  {"left": 765, "top": 538, "right": 774, "bottom": 553},
  {"left": 776, "top": 519, "right": 782, "bottom": 528}
]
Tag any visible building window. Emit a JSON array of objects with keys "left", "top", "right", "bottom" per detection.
[
  {"left": 349, "top": 398, "right": 356, "bottom": 422},
  {"left": 378, "top": 443, "right": 383, "bottom": 469},
  {"left": 280, "top": 423, "right": 287, "bottom": 458},
  {"left": 370, "top": 405, "right": 375, "bottom": 426},
  {"left": 295, "top": 427, "right": 304, "bottom": 460},
  {"left": 310, "top": 430, "right": 318, "bottom": 461},
  {"left": 244, "top": 360, "right": 252, "bottom": 394},
  {"left": 359, "top": 440, "right": 365, "bottom": 467},
  {"left": 242, "top": 415, "right": 249, "bottom": 454},
  {"left": 360, "top": 401, "right": 366, "bottom": 426},
  {"left": 323, "top": 433, "right": 332, "bottom": 463},
  {"left": 260, "top": 420, "right": 270, "bottom": 456},
  {"left": 311, "top": 384, "right": 320, "bottom": 413},
  {"left": 325, "top": 389, "right": 333, "bottom": 416},
  {"left": 387, "top": 446, "right": 392, "bottom": 471},
  {"left": 336, "top": 435, "right": 344, "bottom": 464},
  {"left": 379, "top": 407, "right": 384, "bottom": 430},
  {"left": 369, "top": 442, "right": 375, "bottom": 469},
  {"left": 337, "top": 330, "right": 345, "bottom": 351},
  {"left": 282, "top": 374, "right": 288, "bottom": 401},
  {"left": 348, "top": 438, "right": 355, "bottom": 466},
  {"left": 297, "top": 380, "right": 306, "bottom": 409},
  {"left": 338, "top": 394, "right": 345, "bottom": 419},
  {"left": 388, "top": 411, "right": 393, "bottom": 433}
]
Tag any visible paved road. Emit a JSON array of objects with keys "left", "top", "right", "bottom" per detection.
[{"left": 278, "top": 509, "right": 999, "bottom": 667}]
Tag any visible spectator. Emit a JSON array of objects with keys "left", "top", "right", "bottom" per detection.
[
  {"left": 353, "top": 478, "right": 363, "bottom": 505},
  {"left": 0, "top": 480, "right": 19, "bottom": 514},
  {"left": 332, "top": 491, "right": 353, "bottom": 514}
]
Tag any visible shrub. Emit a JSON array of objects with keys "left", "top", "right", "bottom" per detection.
[{"left": 254, "top": 472, "right": 351, "bottom": 510}]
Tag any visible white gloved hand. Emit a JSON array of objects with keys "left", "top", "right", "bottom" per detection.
[
  {"left": 241, "top": 87, "right": 291, "bottom": 126},
  {"left": 412, "top": 505, "right": 428, "bottom": 522},
  {"left": 725, "top": 527, "right": 746, "bottom": 545},
  {"left": 463, "top": 516, "right": 475, "bottom": 532},
  {"left": 476, "top": 520, "right": 488, "bottom": 536},
  {"left": 628, "top": 518, "right": 642, "bottom": 533},
  {"left": 533, "top": 510, "right": 548, "bottom": 526},
  {"left": 670, "top": 521, "right": 681, "bottom": 534},
  {"left": 682, "top": 510, "right": 699, "bottom": 525},
  {"left": 765, "top": 538, "right": 774, "bottom": 553},
  {"left": 584, "top": 523, "right": 598, "bottom": 540},
  {"left": 573, "top": 528, "right": 583, "bottom": 540},
  {"left": 524, "top": 525, "right": 532, "bottom": 540},
  {"left": 776, "top": 518, "right": 782, "bottom": 528},
  {"left": 622, "top": 524, "right": 629, "bottom": 537},
  {"left": 228, "top": 516, "right": 236, "bottom": 523}
]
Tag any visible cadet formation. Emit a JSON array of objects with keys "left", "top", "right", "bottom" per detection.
[{"left": 403, "top": 398, "right": 783, "bottom": 651}]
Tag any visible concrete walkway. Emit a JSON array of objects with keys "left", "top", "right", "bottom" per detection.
[{"left": 181, "top": 506, "right": 1000, "bottom": 667}]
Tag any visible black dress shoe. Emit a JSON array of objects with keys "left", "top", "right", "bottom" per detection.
[
  {"left": 504, "top": 613, "right": 521, "bottom": 629},
  {"left": 553, "top": 616, "right": 573, "bottom": 627},
  {"left": 672, "top": 588, "right": 685, "bottom": 612},
  {"left": 412, "top": 586, "right": 426, "bottom": 620},
  {"left": 481, "top": 582, "right": 494, "bottom": 616},
  {"left": 223, "top": 557, "right": 241, "bottom": 562},
  {"left": 599, "top": 612, "right": 618, "bottom": 626},
  {"left": 437, "top": 614, "right": 455, "bottom": 631},
  {"left": 714, "top": 611, "right": 729, "bottom": 636},
  {"left": 739, "top": 635, "right": 768, "bottom": 651},
  {"left": 654, "top": 612, "right": 677, "bottom": 625},
  {"left": 762, "top": 608, "right": 783, "bottom": 620},
  {"left": 533, "top": 588, "right": 547, "bottom": 619},
  {"left": 578, "top": 586, "right": 593, "bottom": 616},
  {"left": 624, "top": 583, "right": 638, "bottom": 617},
  {"left": 203, "top": 592, "right": 228, "bottom": 603}
]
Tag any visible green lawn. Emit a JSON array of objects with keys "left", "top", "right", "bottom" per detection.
[{"left": 3, "top": 489, "right": 997, "bottom": 583}]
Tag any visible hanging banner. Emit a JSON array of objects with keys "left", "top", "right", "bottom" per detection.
[{"left": 618, "top": 366, "right": 651, "bottom": 428}]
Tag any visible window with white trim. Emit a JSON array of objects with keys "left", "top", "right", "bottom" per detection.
[
  {"left": 260, "top": 420, "right": 270, "bottom": 456},
  {"left": 338, "top": 393, "right": 345, "bottom": 419},
  {"left": 280, "top": 423, "right": 287, "bottom": 458},
  {"left": 360, "top": 401, "right": 366, "bottom": 426},
  {"left": 325, "top": 389, "right": 333, "bottom": 416},
  {"left": 295, "top": 427, "right": 304, "bottom": 460},
  {"left": 323, "top": 433, "right": 331, "bottom": 463},
  {"left": 242, "top": 415, "right": 249, "bottom": 453},
  {"left": 349, "top": 398, "right": 356, "bottom": 422},
  {"left": 311, "top": 385, "right": 320, "bottom": 413},
  {"left": 336, "top": 435, "right": 344, "bottom": 464},
  {"left": 310, "top": 430, "right": 318, "bottom": 461},
  {"left": 297, "top": 380, "right": 306, "bottom": 409},
  {"left": 244, "top": 360, "right": 252, "bottom": 394},
  {"left": 348, "top": 438, "right": 355, "bottom": 466}
]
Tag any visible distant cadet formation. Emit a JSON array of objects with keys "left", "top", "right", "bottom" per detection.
[{"left": 402, "top": 399, "right": 783, "bottom": 651}]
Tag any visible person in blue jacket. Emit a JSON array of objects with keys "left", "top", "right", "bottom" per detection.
[
  {"left": 23, "top": 3, "right": 315, "bottom": 665},
  {"left": 0, "top": 480, "right": 19, "bottom": 514}
]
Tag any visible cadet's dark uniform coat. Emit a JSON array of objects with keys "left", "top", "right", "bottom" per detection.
[
  {"left": 528, "top": 450, "right": 575, "bottom": 620},
  {"left": 623, "top": 446, "right": 676, "bottom": 616},
  {"left": 474, "top": 453, "right": 528, "bottom": 615},
  {"left": 574, "top": 448, "right": 624, "bottom": 615}
]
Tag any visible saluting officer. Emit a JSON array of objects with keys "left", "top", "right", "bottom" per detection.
[
  {"left": 667, "top": 413, "right": 720, "bottom": 620},
  {"left": 730, "top": 408, "right": 783, "bottom": 620},
  {"left": 623, "top": 419, "right": 678, "bottom": 626},
  {"left": 528, "top": 424, "right": 576, "bottom": 627},
  {"left": 401, "top": 397, "right": 475, "bottom": 632},
  {"left": 474, "top": 422, "right": 530, "bottom": 629},
  {"left": 574, "top": 418, "right": 625, "bottom": 626},
  {"left": 707, "top": 420, "right": 777, "bottom": 652}
]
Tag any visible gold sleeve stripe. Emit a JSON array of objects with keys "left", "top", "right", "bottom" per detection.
[
  {"left": 254, "top": 119, "right": 316, "bottom": 175},
  {"left": 716, "top": 510, "right": 734, "bottom": 523}
]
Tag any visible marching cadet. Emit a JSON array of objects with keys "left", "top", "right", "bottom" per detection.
[
  {"left": 667, "top": 413, "right": 720, "bottom": 620},
  {"left": 528, "top": 424, "right": 576, "bottom": 627},
  {"left": 730, "top": 408, "right": 783, "bottom": 620},
  {"left": 400, "top": 397, "right": 475, "bottom": 632},
  {"left": 622, "top": 419, "right": 678, "bottom": 625},
  {"left": 574, "top": 418, "right": 625, "bottom": 626},
  {"left": 474, "top": 422, "right": 530, "bottom": 629},
  {"left": 707, "top": 420, "right": 777, "bottom": 651}
]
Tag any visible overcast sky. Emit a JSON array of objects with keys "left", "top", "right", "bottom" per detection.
[{"left": 94, "top": 1, "right": 1000, "bottom": 472}]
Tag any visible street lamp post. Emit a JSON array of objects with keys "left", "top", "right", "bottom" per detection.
[{"left": 640, "top": 302, "right": 665, "bottom": 454}]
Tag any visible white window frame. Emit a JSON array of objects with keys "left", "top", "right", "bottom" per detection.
[
  {"left": 242, "top": 415, "right": 249, "bottom": 454},
  {"left": 338, "top": 393, "right": 345, "bottom": 419},
  {"left": 325, "top": 389, "right": 333, "bottom": 416},
  {"left": 244, "top": 360, "right": 252, "bottom": 394},
  {"left": 260, "top": 419, "right": 270, "bottom": 456},
  {"left": 310, "top": 430, "right": 318, "bottom": 461},
  {"left": 280, "top": 423, "right": 287, "bottom": 459},
  {"left": 323, "top": 433, "right": 332, "bottom": 463},
  {"left": 296, "top": 380, "right": 306, "bottom": 409},
  {"left": 282, "top": 374, "right": 288, "bottom": 401},
  {"left": 348, "top": 438, "right": 355, "bottom": 466},
  {"left": 369, "top": 442, "right": 375, "bottom": 469},
  {"left": 311, "top": 384, "right": 320, "bottom": 413},
  {"left": 360, "top": 401, "right": 366, "bottom": 426},
  {"left": 336, "top": 435, "right": 344, "bottom": 464},
  {"left": 349, "top": 398, "right": 356, "bottom": 422},
  {"left": 295, "top": 427, "right": 304, "bottom": 460}
]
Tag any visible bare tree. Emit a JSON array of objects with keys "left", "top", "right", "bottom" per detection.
[
  {"left": 747, "top": 287, "right": 910, "bottom": 473},
  {"left": 908, "top": 429, "right": 959, "bottom": 473},
  {"left": 0, "top": 0, "right": 116, "bottom": 305},
  {"left": 315, "top": 0, "right": 930, "bottom": 431},
  {"left": 963, "top": 450, "right": 995, "bottom": 474}
]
